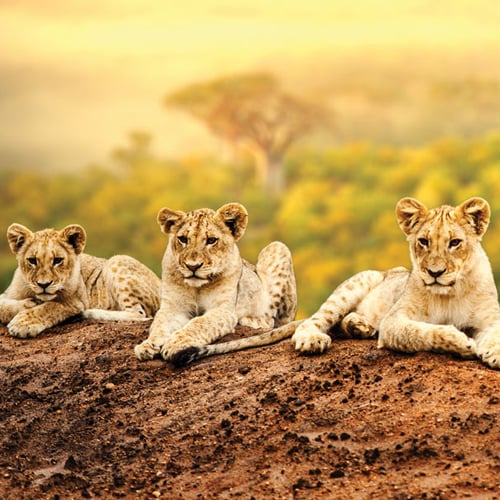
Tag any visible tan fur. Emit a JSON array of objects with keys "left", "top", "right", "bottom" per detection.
[
  {"left": 134, "top": 203, "right": 297, "bottom": 363},
  {"left": 292, "top": 197, "right": 500, "bottom": 369},
  {"left": 0, "top": 224, "right": 160, "bottom": 338}
]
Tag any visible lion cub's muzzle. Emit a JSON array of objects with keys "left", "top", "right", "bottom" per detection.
[
  {"left": 185, "top": 263, "right": 203, "bottom": 276},
  {"left": 181, "top": 262, "right": 212, "bottom": 285},
  {"left": 422, "top": 267, "right": 456, "bottom": 289},
  {"left": 31, "top": 280, "right": 60, "bottom": 300}
]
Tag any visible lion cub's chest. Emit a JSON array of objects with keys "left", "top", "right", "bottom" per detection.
[
  {"left": 423, "top": 295, "right": 474, "bottom": 328},
  {"left": 176, "top": 260, "right": 266, "bottom": 320},
  {"left": 187, "top": 302, "right": 207, "bottom": 318},
  {"left": 402, "top": 277, "right": 476, "bottom": 328}
]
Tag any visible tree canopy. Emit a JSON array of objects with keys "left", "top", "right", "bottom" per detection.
[{"left": 165, "top": 73, "right": 328, "bottom": 194}]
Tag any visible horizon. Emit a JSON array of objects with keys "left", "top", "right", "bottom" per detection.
[{"left": 2, "top": 0, "right": 500, "bottom": 171}]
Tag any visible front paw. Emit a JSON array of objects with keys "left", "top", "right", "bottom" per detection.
[
  {"left": 134, "top": 340, "right": 162, "bottom": 361},
  {"left": 8, "top": 311, "right": 45, "bottom": 338},
  {"left": 440, "top": 326, "right": 476, "bottom": 359},
  {"left": 460, "top": 337, "right": 477, "bottom": 359},
  {"left": 160, "top": 339, "right": 196, "bottom": 362},
  {"left": 292, "top": 323, "right": 331, "bottom": 354},
  {"left": 477, "top": 340, "right": 500, "bottom": 369}
]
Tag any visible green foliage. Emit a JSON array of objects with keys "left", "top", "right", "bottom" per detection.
[{"left": 2, "top": 132, "right": 500, "bottom": 318}]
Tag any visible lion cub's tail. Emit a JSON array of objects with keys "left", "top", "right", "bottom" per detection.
[{"left": 171, "top": 320, "right": 304, "bottom": 367}]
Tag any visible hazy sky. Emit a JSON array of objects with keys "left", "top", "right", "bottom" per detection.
[{"left": 2, "top": 0, "right": 500, "bottom": 170}]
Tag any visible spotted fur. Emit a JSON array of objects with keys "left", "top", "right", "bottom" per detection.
[
  {"left": 292, "top": 197, "right": 500, "bottom": 369},
  {"left": 134, "top": 203, "right": 297, "bottom": 363},
  {"left": 0, "top": 224, "right": 160, "bottom": 338}
]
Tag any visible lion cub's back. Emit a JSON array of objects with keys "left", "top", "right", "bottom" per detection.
[{"left": 80, "top": 253, "right": 161, "bottom": 315}]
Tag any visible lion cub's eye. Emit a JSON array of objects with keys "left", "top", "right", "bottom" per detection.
[
  {"left": 449, "top": 238, "right": 462, "bottom": 249},
  {"left": 27, "top": 257, "right": 37, "bottom": 266},
  {"left": 53, "top": 257, "right": 64, "bottom": 266},
  {"left": 177, "top": 236, "right": 188, "bottom": 245},
  {"left": 418, "top": 238, "right": 429, "bottom": 248},
  {"left": 206, "top": 237, "right": 218, "bottom": 246}
]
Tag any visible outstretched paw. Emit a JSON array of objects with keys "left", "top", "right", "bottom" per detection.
[
  {"left": 440, "top": 328, "right": 476, "bottom": 359},
  {"left": 292, "top": 323, "right": 331, "bottom": 354},
  {"left": 160, "top": 340, "right": 197, "bottom": 362},
  {"left": 476, "top": 340, "right": 500, "bottom": 369},
  {"left": 170, "top": 347, "right": 203, "bottom": 367},
  {"left": 7, "top": 309, "right": 47, "bottom": 338},
  {"left": 460, "top": 337, "right": 477, "bottom": 359},
  {"left": 134, "top": 340, "right": 162, "bottom": 361}
]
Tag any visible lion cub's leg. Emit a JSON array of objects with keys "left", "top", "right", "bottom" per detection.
[
  {"left": 246, "top": 241, "right": 297, "bottom": 329},
  {"left": 7, "top": 300, "right": 85, "bottom": 338},
  {"left": 135, "top": 307, "right": 191, "bottom": 360},
  {"left": 0, "top": 296, "right": 38, "bottom": 325},
  {"left": 379, "top": 312, "right": 476, "bottom": 358},
  {"left": 293, "top": 270, "right": 386, "bottom": 354}
]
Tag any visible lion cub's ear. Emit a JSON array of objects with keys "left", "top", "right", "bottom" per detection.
[
  {"left": 217, "top": 203, "right": 248, "bottom": 241},
  {"left": 157, "top": 208, "right": 186, "bottom": 235},
  {"left": 61, "top": 225, "right": 86, "bottom": 254},
  {"left": 396, "top": 198, "right": 428, "bottom": 236},
  {"left": 457, "top": 197, "right": 490, "bottom": 237},
  {"left": 7, "top": 224, "right": 33, "bottom": 254}
]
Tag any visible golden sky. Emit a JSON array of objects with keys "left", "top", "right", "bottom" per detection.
[{"left": 2, "top": 0, "right": 500, "bottom": 169}]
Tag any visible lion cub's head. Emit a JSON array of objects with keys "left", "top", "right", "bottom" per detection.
[
  {"left": 396, "top": 197, "right": 490, "bottom": 295},
  {"left": 157, "top": 203, "right": 248, "bottom": 288},
  {"left": 7, "top": 223, "right": 86, "bottom": 301}
]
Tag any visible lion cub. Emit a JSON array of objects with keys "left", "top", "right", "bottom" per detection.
[
  {"left": 0, "top": 223, "right": 160, "bottom": 338},
  {"left": 134, "top": 202, "right": 297, "bottom": 362},
  {"left": 292, "top": 197, "right": 500, "bottom": 369}
]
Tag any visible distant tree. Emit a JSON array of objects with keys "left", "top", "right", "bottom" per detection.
[
  {"left": 112, "top": 131, "right": 155, "bottom": 169},
  {"left": 165, "top": 73, "right": 328, "bottom": 194}
]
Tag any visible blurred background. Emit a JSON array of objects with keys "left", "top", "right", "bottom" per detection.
[{"left": 2, "top": 0, "right": 500, "bottom": 317}]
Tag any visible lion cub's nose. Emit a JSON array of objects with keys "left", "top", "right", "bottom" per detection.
[
  {"left": 37, "top": 281, "right": 53, "bottom": 290},
  {"left": 186, "top": 263, "right": 202, "bottom": 273},
  {"left": 427, "top": 269, "right": 446, "bottom": 278}
]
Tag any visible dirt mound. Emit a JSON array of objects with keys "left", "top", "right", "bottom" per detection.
[{"left": 0, "top": 319, "right": 499, "bottom": 499}]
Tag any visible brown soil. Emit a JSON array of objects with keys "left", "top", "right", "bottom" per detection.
[{"left": 0, "top": 319, "right": 499, "bottom": 500}]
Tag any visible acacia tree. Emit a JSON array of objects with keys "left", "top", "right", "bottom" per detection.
[
  {"left": 112, "top": 131, "right": 154, "bottom": 170},
  {"left": 165, "top": 73, "right": 328, "bottom": 194}
]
